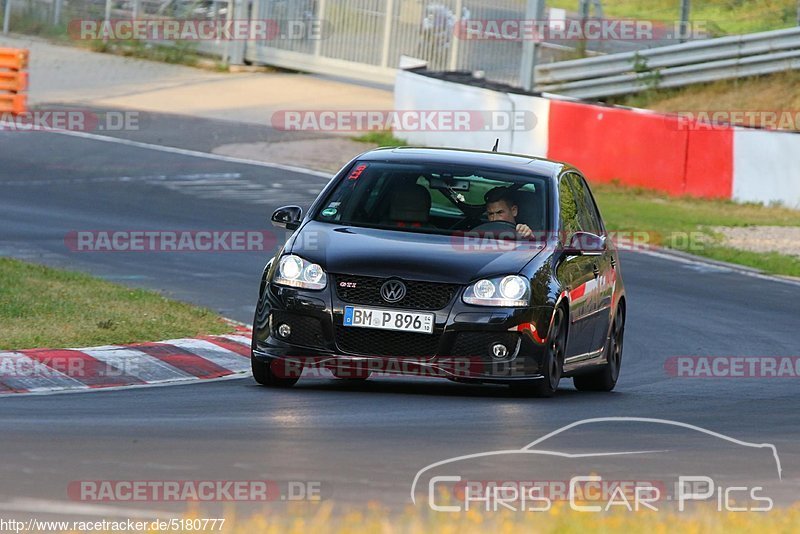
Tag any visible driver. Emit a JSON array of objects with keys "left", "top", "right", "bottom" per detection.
[{"left": 484, "top": 187, "right": 533, "bottom": 238}]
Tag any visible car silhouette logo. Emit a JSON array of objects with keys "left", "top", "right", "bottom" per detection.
[
  {"left": 381, "top": 280, "right": 407, "bottom": 303},
  {"left": 410, "top": 417, "right": 784, "bottom": 505}
]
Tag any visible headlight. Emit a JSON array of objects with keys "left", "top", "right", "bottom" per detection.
[
  {"left": 499, "top": 275, "right": 526, "bottom": 301},
  {"left": 463, "top": 275, "right": 530, "bottom": 307},
  {"left": 274, "top": 255, "right": 327, "bottom": 290},
  {"left": 474, "top": 279, "right": 496, "bottom": 299}
]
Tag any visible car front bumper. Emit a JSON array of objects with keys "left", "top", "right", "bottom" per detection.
[{"left": 252, "top": 281, "right": 557, "bottom": 383}]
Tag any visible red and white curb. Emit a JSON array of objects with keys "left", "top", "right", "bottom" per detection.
[{"left": 0, "top": 326, "right": 253, "bottom": 396}]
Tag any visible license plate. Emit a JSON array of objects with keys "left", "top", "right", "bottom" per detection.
[{"left": 343, "top": 306, "right": 434, "bottom": 334}]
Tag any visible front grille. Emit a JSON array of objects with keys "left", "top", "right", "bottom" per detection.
[
  {"left": 448, "top": 332, "right": 521, "bottom": 358},
  {"left": 335, "top": 326, "right": 441, "bottom": 358},
  {"left": 271, "top": 311, "right": 326, "bottom": 349},
  {"left": 335, "top": 275, "right": 459, "bottom": 310}
]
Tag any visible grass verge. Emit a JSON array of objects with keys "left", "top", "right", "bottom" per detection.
[
  {"left": 0, "top": 258, "right": 231, "bottom": 351},
  {"left": 353, "top": 130, "right": 408, "bottom": 147},
  {"left": 592, "top": 183, "right": 800, "bottom": 277},
  {"left": 611, "top": 71, "right": 800, "bottom": 131},
  {"left": 547, "top": 0, "right": 796, "bottom": 36},
  {"left": 85, "top": 39, "right": 226, "bottom": 69},
  {"left": 91, "top": 501, "right": 800, "bottom": 533},
  {"left": 1, "top": 13, "right": 227, "bottom": 70}
]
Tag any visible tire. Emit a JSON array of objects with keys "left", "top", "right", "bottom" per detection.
[
  {"left": 250, "top": 284, "right": 301, "bottom": 388},
  {"left": 574, "top": 305, "right": 625, "bottom": 392},
  {"left": 252, "top": 356, "right": 301, "bottom": 388},
  {"left": 510, "top": 306, "right": 567, "bottom": 398}
]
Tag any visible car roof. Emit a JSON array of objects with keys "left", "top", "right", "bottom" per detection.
[{"left": 356, "top": 147, "right": 568, "bottom": 180}]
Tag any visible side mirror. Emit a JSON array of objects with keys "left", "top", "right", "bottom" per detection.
[
  {"left": 563, "top": 231, "right": 606, "bottom": 257},
  {"left": 271, "top": 205, "right": 303, "bottom": 230}
]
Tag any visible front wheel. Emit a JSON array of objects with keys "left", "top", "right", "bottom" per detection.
[
  {"left": 252, "top": 356, "right": 301, "bottom": 388},
  {"left": 510, "top": 306, "right": 567, "bottom": 398},
  {"left": 574, "top": 305, "right": 625, "bottom": 392}
]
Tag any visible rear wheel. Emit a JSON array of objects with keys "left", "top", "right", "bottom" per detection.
[
  {"left": 511, "top": 306, "right": 567, "bottom": 398},
  {"left": 252, "top": 356, "right": 301, "bottom": 388},
  {"left": 574, "top": 305, "right": 625, "bottom": 392}
]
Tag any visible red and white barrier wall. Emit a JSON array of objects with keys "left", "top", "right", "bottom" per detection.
[
  {"left": 395, "top": 70, "right": 800, "bottom": 208},
  {"left": 732, "top": 129, "right": 800, "bottom": 206}
]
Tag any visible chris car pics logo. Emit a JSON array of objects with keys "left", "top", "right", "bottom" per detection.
[{"left": 411, "top": 417, "right": 781, "bottom": 513}]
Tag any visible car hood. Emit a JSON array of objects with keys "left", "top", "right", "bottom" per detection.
[{"left": 288, "top": 221, "right": 544, "bottom": 285}]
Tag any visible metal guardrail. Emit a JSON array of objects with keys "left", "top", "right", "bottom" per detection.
[{"left": 535, "top": 26, "right": 800, "bottom": 98}]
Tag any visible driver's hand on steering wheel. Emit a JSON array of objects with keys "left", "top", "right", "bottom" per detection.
[{"left": 516, "top": 223, "right": 533, "bottom": 238}]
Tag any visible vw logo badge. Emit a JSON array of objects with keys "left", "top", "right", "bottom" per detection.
[{"left": 380, "top": 279, "right": 406, "bottom": 303}]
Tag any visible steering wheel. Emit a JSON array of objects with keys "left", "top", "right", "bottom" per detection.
[{"left": 470, "top": 220, "right": 517, "bottom": 233}]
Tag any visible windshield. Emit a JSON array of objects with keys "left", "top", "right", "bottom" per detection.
[{"left": 314, "top": 162, "right": 550, "bottom": 239}]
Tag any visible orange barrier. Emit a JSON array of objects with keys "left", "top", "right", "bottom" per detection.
[
  {"left": 0, "top": 48, "right": 28, "bottom": 115},
  {"left": 0, "top": 71, "right": 28, "bottom": 92},
  {"left": 0, "top": 94, "right": 27, "bottom": 115},
  {"left": 0, "top": 48, "right": 28, "bottom": 70}
]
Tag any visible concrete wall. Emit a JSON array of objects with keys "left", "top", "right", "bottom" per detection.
[
  {"left": 395, "top": 70, "right": 550, "bottom": 157},
  {"left": 733, "top": 129, "right": 800, "bottom": 208}
]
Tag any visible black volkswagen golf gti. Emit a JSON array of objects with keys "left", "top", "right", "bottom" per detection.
[{"left": 252, "top": 147, "right": 626, "bottom": 397}]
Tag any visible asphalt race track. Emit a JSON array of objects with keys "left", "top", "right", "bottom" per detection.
[{"left": 1, "top": 118, "right": 799, "bottom": 518}]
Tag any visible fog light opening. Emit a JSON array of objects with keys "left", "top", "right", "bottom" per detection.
[
  {"left": 491, "top": 343, "right": 509, "bottom": 359},
  {"left": 277, "top": 323, "right": 292, "bottom": 339}
]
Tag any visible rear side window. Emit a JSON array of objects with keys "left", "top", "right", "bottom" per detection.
[
  {"left": 568, "top": 173, "right": 604, "bottom": 236},
  {"left": 558, "top": 174, "right": 580, "bottom": 239}
]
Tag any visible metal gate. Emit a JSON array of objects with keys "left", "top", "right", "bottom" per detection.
[{"left": 245, "top": 0, "right": 526, "bottom": 86}]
